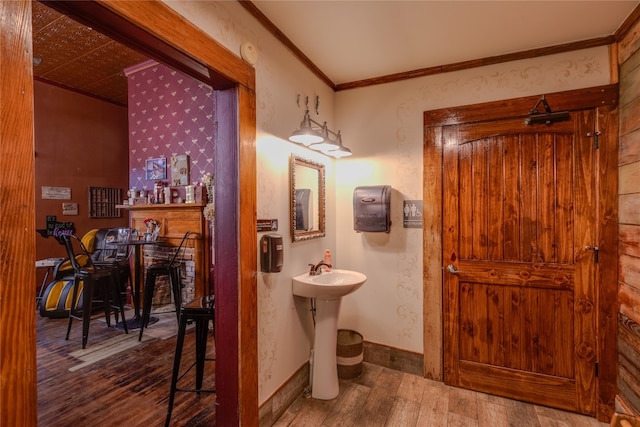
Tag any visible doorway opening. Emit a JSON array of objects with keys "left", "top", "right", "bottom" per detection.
[{"left": 29, "top": 1, "right": 258, "bottom": 425}]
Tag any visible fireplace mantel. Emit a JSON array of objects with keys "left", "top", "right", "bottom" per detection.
[
  {"left": 117, "top": 203, "right": 210, "bottom": 299},
  {"left": 116, "top": 202, "right": 206, "bottom": 211}
]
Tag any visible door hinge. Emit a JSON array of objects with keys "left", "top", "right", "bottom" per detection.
[
  {"left": 585, "top": 245, "right": 599, "bottom": 263},
  {"left": 587, "top": 131, "right": 600, "bottom": 149},
  {"left": 595, "top": 362, "right": 599, "bottom": 377}
]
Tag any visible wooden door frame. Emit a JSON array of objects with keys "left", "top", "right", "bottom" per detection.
[
  {"left": 0, "top": 1, "right": 258, "bottom": 425},
  {"left": 423, "top": 84, "right": 619, "bottom": 421}
]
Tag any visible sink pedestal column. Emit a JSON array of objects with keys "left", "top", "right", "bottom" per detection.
[{"left": 311, "top": 298, "right": 342, "bottom": 400}]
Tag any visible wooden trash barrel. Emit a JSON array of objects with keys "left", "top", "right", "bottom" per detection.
[{"left": 337, "top": 329, "right": 363, "bottom": 379}]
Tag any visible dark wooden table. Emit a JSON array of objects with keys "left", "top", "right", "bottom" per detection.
[{"left": 116, "top": 239, "right": 159, "bottom": 329}]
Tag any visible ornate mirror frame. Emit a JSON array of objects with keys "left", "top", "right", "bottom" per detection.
[{"left": 290, "top": 155, "right": 325, "bottom": 241}]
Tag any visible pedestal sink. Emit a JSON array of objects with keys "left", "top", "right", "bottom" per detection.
[{"left": 292, "top": 269, "right": 366, "bottom": 399}]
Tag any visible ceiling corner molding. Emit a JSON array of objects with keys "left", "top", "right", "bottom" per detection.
[
  {"left": 237, "top": 0, "right": 335, "bottom": 90},
  {"left": 34, "top": 76, "right": 127, "bottom": 107},
  {"left": 615, "top": 4, "right": 640, "bottom": 41},
  {"left": 123, "top": 59, "right": 159, "bottom": 77},
  {"left": 336, "top": 36, "right": 614, "bottom": 92}
]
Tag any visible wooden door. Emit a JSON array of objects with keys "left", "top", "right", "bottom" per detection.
[{"left": 443, "top": 111, "right": 597, "bottom": 415}]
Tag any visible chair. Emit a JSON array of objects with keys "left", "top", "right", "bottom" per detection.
[
  {"left": 39, "top": 229, "right": 100, "bottom": 319},
  {"left": 138, "top": 231, "right": 191, "bottom": 341},
  {"left": 92, "top": 227, "right": 134, "bottom": 304},
  {"left": 165, "top": 295, "right": 215, "bottom": 426},
  {"left": 52, "top": 229, "right": 100, "bottom": 280},
  {"left": 59, "top": 234, "right": 129, "bottom": 348}
]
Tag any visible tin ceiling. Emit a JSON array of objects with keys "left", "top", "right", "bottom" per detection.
[{"left": 32, "top": 1, "right": 147, "bottom": 106}]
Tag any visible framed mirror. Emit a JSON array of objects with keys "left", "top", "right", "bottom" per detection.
[{"left": 290, "top": 155, "right": 325, "bottom": 241}]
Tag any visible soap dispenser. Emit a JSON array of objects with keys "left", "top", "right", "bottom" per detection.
[{"left": 323, "top": 249, "right": 332, "bottom": 272}]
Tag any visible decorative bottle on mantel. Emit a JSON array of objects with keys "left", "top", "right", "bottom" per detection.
[
  {"left": 185, "top": 185, "right": 195, "bottom": 203},
  {"left": 154, "top": 181, "right": 165, "bottom": 204}
]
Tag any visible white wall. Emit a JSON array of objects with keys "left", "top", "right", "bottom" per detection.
[{"left": 165, "top": 0, "right": 611, "bottom": 406}]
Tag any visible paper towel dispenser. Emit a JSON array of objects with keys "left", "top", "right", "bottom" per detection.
[{"left": 353, "top": 185, "right": 391, "bottom": 233}]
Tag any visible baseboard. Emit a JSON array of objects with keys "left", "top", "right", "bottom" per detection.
[
  {"left": 611, "top": 412, "right": 640, "bottom": 427},
  {"left": 259, "top": 363, "right": 310, "bottom": 427},
  {"left": 363, "top": 340, "right": 424, "bottom": 376},
  {"left": 616, "top": 394, "right": 640, "bottom": 417}
]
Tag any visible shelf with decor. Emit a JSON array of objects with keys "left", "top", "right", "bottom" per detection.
[
  {"left": 115, "top": 202, "right": 206, "bottom": 210},
  {"left": 90, "top": 186, "right": 122, "bottom": 218}
]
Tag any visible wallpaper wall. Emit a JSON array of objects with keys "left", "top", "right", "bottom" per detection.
[{"left": 125, "top": 60, "right": 215, "bottom": 191}]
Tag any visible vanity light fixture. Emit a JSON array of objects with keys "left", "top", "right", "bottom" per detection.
[{"left": 289, "top": 95, "right": 353, "bottom": 157}]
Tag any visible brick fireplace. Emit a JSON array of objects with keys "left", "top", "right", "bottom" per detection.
[{"left": 143, "top": 244, "right": 196, "bottom": 305}]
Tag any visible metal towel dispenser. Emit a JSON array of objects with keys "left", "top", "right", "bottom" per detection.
[{"left": 353, "top": 185, "right": 391, "bottom": 233}]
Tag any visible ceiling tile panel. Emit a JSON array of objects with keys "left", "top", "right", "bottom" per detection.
[{"left": 32, "top": 1, "right": 149, "bottom": 106}]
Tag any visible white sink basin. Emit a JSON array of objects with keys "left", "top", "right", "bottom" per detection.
[
  {"left": 292, "top": 269, "right": 367, "bottom": 299},
  {"left": 292, "top": 268, "right": 367, "bottom": 400}
]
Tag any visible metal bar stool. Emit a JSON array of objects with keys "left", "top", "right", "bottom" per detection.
[
  {"left": 165, "top": 295, "right": 215, "bottom": 427},
  {"left": 59, "top": 234, "right": 129, "bottom": 349},
  {"left": 139, "top": 231, "right": 191, "bottom": 341}
]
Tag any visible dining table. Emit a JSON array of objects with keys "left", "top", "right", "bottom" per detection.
[{"left": 116, "top": 238, "right": 160, "bottom": 329}]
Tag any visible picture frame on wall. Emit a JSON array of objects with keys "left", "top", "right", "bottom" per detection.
[
  {"left": 170, "top": 154, "right": 190, "bottom": 186},
  {"left": 146, "top": 157, "right": 167, "bottom": 180}
]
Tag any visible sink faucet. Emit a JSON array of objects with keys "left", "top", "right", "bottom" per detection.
[{"left": 309, "top": 260, "right": 332, "bottom": 275}]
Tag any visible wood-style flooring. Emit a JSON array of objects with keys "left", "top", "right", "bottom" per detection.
[
  {"left": 37, "top": 310, "right": 216, "bottom": 426},
  {"left": 38, "top": 312, "right": 608, "bottom": 427},
  {"left": 274, "top": 362, "right": 609, "bottom": 427}
]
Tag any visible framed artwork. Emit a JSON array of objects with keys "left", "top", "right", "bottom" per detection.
[
  {"left": 145, "top": 157, "right": 167, "bottom": 180},
  {"left": 170, "top": 154, "right": 190, "bottom": 186}
]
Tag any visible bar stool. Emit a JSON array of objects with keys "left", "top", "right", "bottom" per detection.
[
  {"left": 139, "top": 231, "right": 191, "bottom": 341},
  {"left": 165, "top": 295, "right": 215, "bottom": 427},
  {"left": 59, "top": 234, "right": 129, "bottom": 349}
]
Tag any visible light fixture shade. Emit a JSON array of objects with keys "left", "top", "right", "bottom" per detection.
[
  {"left": 328, "top": 145, "right": 352, "bottom": 158},
  {"left": 323, "top": 131, "right": 352, "bottom": 157},
  {"left": 309, "top": 123, "right": 339, "bottom": 151},
  {"left": 289, "top": 109, "right": 324, "bottom": 145}
]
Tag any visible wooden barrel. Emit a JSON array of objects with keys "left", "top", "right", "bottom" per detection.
[{"left": 337, "top": 329, "right": 363, "bottom": 379}]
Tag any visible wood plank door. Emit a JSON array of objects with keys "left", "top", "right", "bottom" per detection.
[{"left": 443, "top": 111, "right": 598, "bottom": 415}]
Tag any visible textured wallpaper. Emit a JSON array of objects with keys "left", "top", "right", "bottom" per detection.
[{"left": 125, "top": 61, "right": 215, "bottom": 191}]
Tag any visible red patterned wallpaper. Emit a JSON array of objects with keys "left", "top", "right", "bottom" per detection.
[{"left": 125, "top": 60, "right": 215, "bottom": 192}]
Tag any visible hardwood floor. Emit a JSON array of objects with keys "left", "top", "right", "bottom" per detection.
[
  {"left": 274, "top": 362, "right": 610, "bottom": 427},
  {"left": 38, "top": 312, "right": 608, "bottom": 427},
  {"left": 37, "top": 310, "right": 216, "bottom": 426}
]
